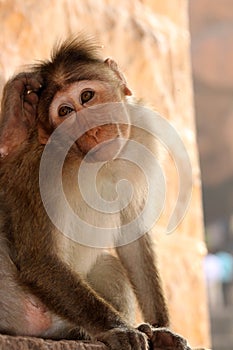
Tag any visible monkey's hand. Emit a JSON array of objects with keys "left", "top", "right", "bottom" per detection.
[
  {"left": 0, "top": 72, "right": 42, "bottom": 158},
  {"left": 96, "top": 327, "right": 149, "bottom": 350},
  {"left": 138, "top": 324, "right": 192, "bottom": 350}
]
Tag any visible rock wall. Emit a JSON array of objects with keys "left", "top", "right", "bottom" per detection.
[{"left": 0, "top": 0, "right": 210, "bottom": 348}]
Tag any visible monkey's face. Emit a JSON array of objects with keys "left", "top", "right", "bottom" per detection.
[{"left": 47, "top": 80, "right": 131, "bottom": 161}]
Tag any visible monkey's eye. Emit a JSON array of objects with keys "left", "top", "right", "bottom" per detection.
[
  {"left": 58, "top": 105, "right": 74, "bottom": 117},
  {"left": 80, "top": 90, "right": 95, "bottom": 105}
]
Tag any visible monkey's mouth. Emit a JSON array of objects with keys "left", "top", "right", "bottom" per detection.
[{"left": 75, "top": 137, "right": 124, "bottom": 162}]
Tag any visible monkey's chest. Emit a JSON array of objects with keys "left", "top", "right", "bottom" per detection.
[{"left": 56, "top": 232, "right": 102, "bottom": 277}]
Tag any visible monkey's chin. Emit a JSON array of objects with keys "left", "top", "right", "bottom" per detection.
[{"left": 83, "top": 139, "right": 125, "bottom": 163}]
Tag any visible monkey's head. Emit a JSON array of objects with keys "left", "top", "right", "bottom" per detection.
[{"left": 35, "top": 37, "right": 133, "bottom": 161}]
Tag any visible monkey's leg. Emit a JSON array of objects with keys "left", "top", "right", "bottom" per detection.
[
  {"left": 116, "top": 234, "right": 169, "bottom": 327},
  {"left": 0, "top": 240, "right": 53, "bottom": 337},
  {"left": 0, "top": 241, "right": 87, "bottom": 340},
  {"left": 116, "top": 235, "right": 191, "bottom": 350},
  {"left": 86, "top": 253, "right": 137, "bottom": 326},
  {"left": 0, "top": 236, "right": 147, "bottom": 346}
]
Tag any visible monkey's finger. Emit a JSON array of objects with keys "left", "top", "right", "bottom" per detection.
[
  {"left": 137, "top": 323, "right": 153, "bottom": 339},
  {"left": 128, "top": 330, "right": 149, "bottom": 350},
  {"left": 26, "top": 78, "right": 43, "bottom": 90},
  {"left": 11, "top": 73, "right": 43, "bottom": 96},
  {"left": 24, "top": 91, "right": 40, "bottom": 106},
  {"left": 17, "top": 71, "right": 43, "bottom": 86},
  {"left": 24, "top": 73, "right": 43, "bottom": 93}
]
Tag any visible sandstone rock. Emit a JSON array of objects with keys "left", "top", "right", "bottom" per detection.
[
  {"left": 0, "top": 333, "right": 209, "bottom": 350},
  {"left": 0, "top": 334, "right": 106, "bottom": 350}
]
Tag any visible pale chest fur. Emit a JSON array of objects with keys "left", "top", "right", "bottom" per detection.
[
  {"left": 53, "top": 136, "right": 160, "bottom": 275},
  {"left": 53, "top": 160, "right": 122, "bottom": 276},
  {"left": 55, "top": 232, "right": 102, "bottom": 277}
]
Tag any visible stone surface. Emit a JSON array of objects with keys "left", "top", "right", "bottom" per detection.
[
  {"left": 0, "top": 0, "right": 210, "bottom": 348},
  {"left": 0, "top": 334, "right": 107, "bottom": 350},
  {"left": 0, "top": 334, "right": 209, "bottom": 350}
]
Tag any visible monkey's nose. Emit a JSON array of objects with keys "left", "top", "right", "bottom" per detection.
[{"left": 86, "top": 127, "right": 100, "bottom": 141}]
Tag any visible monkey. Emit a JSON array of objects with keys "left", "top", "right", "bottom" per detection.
[{"left": 0, "top": 36, "right": 191, "bottom": 350}]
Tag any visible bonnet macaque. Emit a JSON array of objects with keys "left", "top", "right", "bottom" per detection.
[{"left": 0, "top": 36, "right": 190, "bottom": 350}]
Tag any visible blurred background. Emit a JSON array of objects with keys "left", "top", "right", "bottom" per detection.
[{"left": 189, "top": 1, "right": 233, "bottom": 349}]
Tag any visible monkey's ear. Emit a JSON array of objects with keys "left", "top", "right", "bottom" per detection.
[
  {"left": 104, "top": 58, "right": 132, "bottom": 96},
  {"left": 37, "top": 124, "right": 50, "bottom": 145}
]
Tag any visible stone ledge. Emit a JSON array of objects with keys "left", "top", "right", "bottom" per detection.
[
  {"left": 0, "top": 334, "right": 107, "bottom": 350},
  {"left": 0, "top": 334, "right": 210, "bottom": 350}
]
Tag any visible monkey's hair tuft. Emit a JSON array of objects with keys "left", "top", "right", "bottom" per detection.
[
  {"left": 34, "top": 35, "right": 110, "bottom": 88},
  {"left": 51, "top": 35, "right": 103, "bottom": 65}
]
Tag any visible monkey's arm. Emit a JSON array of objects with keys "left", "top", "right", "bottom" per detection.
[
  {"left": 116, "top": 233, "right": 169, "bottom": 327},
  {"left": 17, "top": 251, "right": 125, "bottom": 333},
  {"left": 116, "top": 237, "right": 193, "bottom": 350}
]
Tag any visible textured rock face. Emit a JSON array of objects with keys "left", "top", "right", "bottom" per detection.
[{"left": 0, "top": 0, "right": 210, "bottom": 348}]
